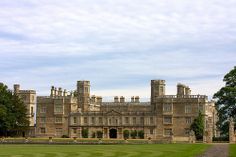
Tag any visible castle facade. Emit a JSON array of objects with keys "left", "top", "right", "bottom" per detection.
[{"left": 35, "top": 80, "right": 219, "bottom": 141}]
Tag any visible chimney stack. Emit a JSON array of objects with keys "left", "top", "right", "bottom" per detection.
[
  {"left": 63, "top": 89, "right": 67, "bottom": 97},
  {"left": 91, "top": 95, "right": 96, "bottom": 103},
  {"left": 135, "top": 96, "right": 140, "bottom": 103},
  {"left": 131, "top": 96, "right": 135, "bottom": 102},
  {"left": 177, "top": 83, "right": 191, "bottom": 96},
  {"left": 54, "top": 87, "right": 58, "bottom": 96},
  {"left": 97, "top": 96, "right": 102, "bottom": 104},
  {"left": 120, "top": 96, "right": 125, "bottom": 103},
  {"left": 58, "top": 87, "right": 62, "bottom": 96},
  {"left": 114, "top": 96, "right": 119, "bottom": 103},
  {"left": 50, "top": 86, "right": 55, "bottom": 97}
]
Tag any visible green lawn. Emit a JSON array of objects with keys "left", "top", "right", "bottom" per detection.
[
  {"left": 0, "top": 144, "right": 210, "bottom": 157},
  {"left": 230, "top": 144, "right": 236, "bottom": 157}
]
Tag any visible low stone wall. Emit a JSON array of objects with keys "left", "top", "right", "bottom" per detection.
[
  {"left": 173, "top": 136, "right": 189, "bottom": 142},
  {"left": 0, "top": 137, "right": 174, "bottom": 145}
]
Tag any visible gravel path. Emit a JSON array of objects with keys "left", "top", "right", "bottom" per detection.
[{"left": 198, "top": 144, "right": 229, "bottom": 157}]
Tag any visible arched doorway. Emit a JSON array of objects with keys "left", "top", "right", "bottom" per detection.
[{"left": 109, "top": 129, "right": 117, "bottom": 138}]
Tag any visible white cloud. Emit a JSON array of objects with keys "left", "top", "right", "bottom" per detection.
[{"left": 0, "top": 0, "right": 236, "bottom": 100}]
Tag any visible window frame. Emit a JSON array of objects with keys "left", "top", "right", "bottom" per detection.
[{"left": 163, "top": 116, "right": 172, "bottom": 124}]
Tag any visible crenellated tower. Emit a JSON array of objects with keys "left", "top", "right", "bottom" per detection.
[
  {"left": 13, "top": 84, "right": 36, "bottom": 128},
  {"left": 151, "top": 80, "right": 166, "bottom": 103},
  {"left": 77, "top": 81, "right": 90, "bottom": 112}
]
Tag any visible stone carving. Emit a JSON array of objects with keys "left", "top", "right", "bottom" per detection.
[{"left": 189, "top": 130, "right": 196, "bottom": 143}]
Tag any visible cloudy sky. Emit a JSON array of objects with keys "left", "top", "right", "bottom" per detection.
[{"left": 0, "top": 0, "right": 235, "bottom": 101}]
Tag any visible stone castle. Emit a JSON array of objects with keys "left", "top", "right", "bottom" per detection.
[
  {"left": 30, "top": 80, "right": 219, "bottom": 141},
  {"left": 9, "top": 80, "right": 220, "bottom": 141}
]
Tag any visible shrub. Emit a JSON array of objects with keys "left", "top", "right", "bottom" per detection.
[
  {"left": 96, "top": 131, "right": 103, "bottom": 138},
  {"left": 190, "top": 112, "right": 204, "bottom": 140},
  {"left": 123, "top": 130, "right": 129, "bottom": 139},
  {"left": 213, "top": 136, "right": 229, "bottom": 141},
  {"left": 130, "top": 130, "right": 137, "bottom": 139},
  {"left": 138, "top": 130, "right": 144, "bottom": 139},
  {"left": 82, "top": 128, "right": 89, "bottom": 138},
  {"left": 92, "top": 132, "right": 96, "bottom": 138},
  {"left": 61, "top": 135, "right": 69, "bottom": 138}
]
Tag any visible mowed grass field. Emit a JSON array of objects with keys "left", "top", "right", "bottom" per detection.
[
  {"left": 230, "top": 144, "right": 236, "bottom": 157},
  {"left": 0, "top": 144, "right": 210, "bottom": 157}
]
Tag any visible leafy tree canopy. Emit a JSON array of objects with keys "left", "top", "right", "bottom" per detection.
[
  {"left": 213, "top": 66, "right": 236, "bottom": 135},
  {"left": 0, "top": 83, "right": 29, "bottom": 136}
]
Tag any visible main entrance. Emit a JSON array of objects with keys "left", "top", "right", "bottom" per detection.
[{"left": 109, "top": 129, "right": 117, "bottom": 138}]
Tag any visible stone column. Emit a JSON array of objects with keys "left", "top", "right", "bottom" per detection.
[
  {"left": 1, "top": 137, "right": 5, "bottom": 143},
  {"left": 103, "top": 128, "right": 108, "bottom": 139},
  {"left": 78, "top": 127, "right": 82, "bottom": 138},
  {"left": 171, "top": 135, "right": 174, "bottom": 143},
  {"left": 88, "top": 128, "right": 91, "bottom": 138},
  {"left": 50, "top": 86, "right": 55, "bottom": 97},
  {"left": 25, "top": 137, "right": 29, "bottom": 143},
  {"left": 229, "top": 117, "right": 235, "bottom": 143},
  {"left": 206, "top": 130, "right": 212, "bottom": 143},
  {"left": 49, "top": 137, "right": 53, "bottom": 143},
  {"left": 73, "top": 137, "right": 77, "bottom": 143},
  {"left": 170, "top": 131, "right": 174, "bottom": 143},
  {"left": 203, "top": 131, "right": 207, "bottom": 143},
  {"left": 118, "top": 128, "right": 123, "bottom": 139},
  {"left": 148, "top": 137, "right": 152, "bottom": 144},
  {"left": 206, "top": 121, "right": 213, "bottom": 143}
]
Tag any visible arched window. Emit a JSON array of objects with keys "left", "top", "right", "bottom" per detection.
[{"left": 31, "top": 107, "right": 34, "bottom": 116}]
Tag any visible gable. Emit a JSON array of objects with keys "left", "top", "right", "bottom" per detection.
[{"left": 105, "top": 110, "right": 122, "bottom": 116}]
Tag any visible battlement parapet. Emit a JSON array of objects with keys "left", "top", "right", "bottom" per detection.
[
  {"left": 19, "top": 90, "right": 36, "bottom": 94},
  {"left": 151, "top": 80, "right": 165, "bottom": 84},
  {"left": 37, "top": 95, "right": 73, "bottom": 100},
  {"left": 102, "top": 102, "right": 150, "bottom": 106},
  {"left": 156, "top": 95, "right": 207, "bottom": 99}
]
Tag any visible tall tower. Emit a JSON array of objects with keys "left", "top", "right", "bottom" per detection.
[
  {"left": 77, "top": 81, "right": 90, "bottom": 112},
  {"left": 151, "top": 80, "right": 165, "bottom": 103},
  {"left": 14, "top": 84, "right": 20, "bottom": 94},
  {"left": 13, "top": 84, "right": 36, "bottom": 128}
]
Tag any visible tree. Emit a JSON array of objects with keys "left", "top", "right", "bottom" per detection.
[
  {"left": 130, "top": 130, "right": 137, "bottom": 139},
  {"left": 92, "top": 132, "right": 96, "bottom": 138},
  {"left": 138, "top": 130, "right": 144, "bottom": 139},
  {"left": 123, "top": 130, "right": 129, "bottom": 139},
  {"left": 0, "top": 83, "right": 29, "bottom": 137},
  {"left": 82, "top": 128, "right": 89, "bottom": 138},
  {"left": 96, "top": 131, "right": 103, "bottom": 138},
  {"left": 190, "top": 111, "right": 204, "bottom": 140},
  {"left": 213, "top": 66, "right": 236, "bottom": 135}
]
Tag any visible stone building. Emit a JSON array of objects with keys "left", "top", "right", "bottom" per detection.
[
  {"left": 36, "top": 87, "right": 77, "bottom": 137},
  {"left": 36, "top": 80, "right": 218, "bottom": 141},
  {"left": 13, "top": 84, "right": 36, "bottom": 137}
]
